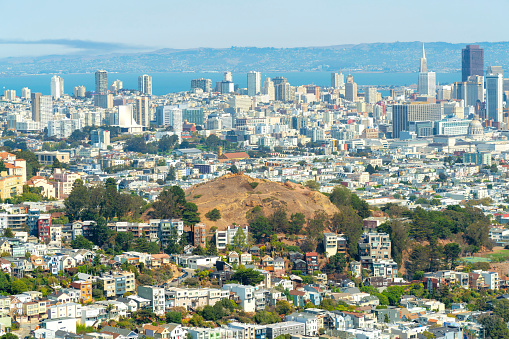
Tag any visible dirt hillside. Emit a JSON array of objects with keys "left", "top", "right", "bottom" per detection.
[{"left": 185, "top": 173, "right": 340, "bottom": 230}]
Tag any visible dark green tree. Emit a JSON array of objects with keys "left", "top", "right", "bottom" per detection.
[
  {"left": 231, "top": 268, "right": 264, "bottom": 286},
  {"left": 205, "top": 208, "right": 221, "bottom": 221}
]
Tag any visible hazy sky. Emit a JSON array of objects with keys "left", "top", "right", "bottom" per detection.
[{"left": 2, "top": 0, "right": 509, "bottom": 56}]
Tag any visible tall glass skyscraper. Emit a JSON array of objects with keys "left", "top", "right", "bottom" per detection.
[
  {"left": 95, "top": 70, "right": 108, "bottom": 94},
  {"left": 462, "top": 45, "right": 484, "bottom": 82}
]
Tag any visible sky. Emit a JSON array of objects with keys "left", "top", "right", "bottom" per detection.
[{"left": 1, "top": 0, "right": 509, "bottom": 57}]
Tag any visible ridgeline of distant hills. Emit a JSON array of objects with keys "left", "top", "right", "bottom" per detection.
[{"left": 2, "top": 41, "right": 509, "bottom": 76}]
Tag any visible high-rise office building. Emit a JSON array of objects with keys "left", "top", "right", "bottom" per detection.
[
  {"left": 94, "top": 94, "right": 113, "bottom": 108},
  {"left": 134, "top": 96, "right": 151, "bottom": 127},
  {"left": 262, "top": 78, "right": 275, "bottom": 101},
  {"left": 247, "top": 71, "right": 261, "bottom": 96},
  {"left": 50, "top": 76, "right": 64, "bottom": 99},
  {"left": 487, "top": 66, "right": 503, "bottom": 77},
  {"left": 156, "top": 105, "right": 183, "bottom": 133},
  {"left": 454, "top": 75, "right": 484, "bottom": 107},
  {"left": 365, "top": 87, "right": 378, "bottom": 104},
  {"left": 138, "top": 74, "right": 152, "bottom": 95},
  {"left": 462, "top": 45, "right": 484, "bottom": 82},
  {"left": 486, "top": 73, "right": 503, "bottom": 123},
  {"left": 73, "top": 86, "right": 86, "bottom": 98},
  {"left": 110, "top": 79, "right": 123, "bottom": 92},
  {"left": 273, "top": 77, "right": 292, "bottom": 102},
  {"left": 21, "top": 88, "right": 31, "bottom": 99},
  {"left": 31, "top": 93, "right": 52, "bottom": 125},
  {"left": 95, "top": 70, "right": 108, "bottom": 94},
  {"left": 345, "top": 74, "right": 357, "bottom": 102},
  {"left": 392, "top": 103, "right": 442, "bottom": 138},
  {"left": 191, "top": 78, "right": 212, "bottom": 92},
  {"left": 3, "top": 90, "right": 16, "bottom": 101},
  {"left": 90, "top": 128, "right": 111, "bottom": 146},
  {"left": 417, "top": 44, "right": 436, "bottom": 96},
  {"left": 223, "top": 71, "right": 233, "bottom": 82},
  {"left": 331, "top": 72, "right": 345, "bottom": 89}
]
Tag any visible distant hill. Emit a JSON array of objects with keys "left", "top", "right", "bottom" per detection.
[
  {"left": 2, "top": 41, "right": 509, "bottom": 75},
  {"left": 185, "top": 173, "right": 339, "bottom": 231}
]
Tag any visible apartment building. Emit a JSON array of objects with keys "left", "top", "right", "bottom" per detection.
[
  {"left": 222, "top": 284, "right": 256, "bottom": 312},
  {"left": 71, "top": 280, "right": 93, "bottom": 303},
  {"left": 137, "top": 286, "right": 165, "bottom": 315},
  {"left": 165, "top": 287, "right": 229, "bottom": 310},
  {"left": 47, "top": 303, "right": 82, "bottom": 319},
  {"left": 323, "top": 233, "right": 347, "bottom": 257},
  {"left": 265, "top": 322, "right": 305, "bottom": 339}
]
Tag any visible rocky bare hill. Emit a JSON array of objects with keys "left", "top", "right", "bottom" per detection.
[{"left": 185, "top": 173, "right": 339, "bottom": 230}]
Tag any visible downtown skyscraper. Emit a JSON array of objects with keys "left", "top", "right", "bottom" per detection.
[
  {"left": 50, "top": 75, "right": 64, "bottom": 99},
  {"left": 247, "top": 71, "right": 261, "bottom": 96},
  {"left": 417, "top": 44, "right": 436, "bottom": 96},
  {"left": 138, "top": 74, "right": 153, "bottom": 95},
  {"left": 462, "top": 45, "right": 484, "bottom": 82},
  {"left": 95, "top": 70, "right": 108, "bottom": 94},
  {"left": 486, "top": 73, "right": 503, "bottom": 123}
]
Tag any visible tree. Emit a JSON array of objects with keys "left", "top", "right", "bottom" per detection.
[
  {"left": 10, "top": 279, "right": 28, "bottom": 294},
  {"left": 275, "top": 300, "right": 292, "bottom": 315},
  {"left": 65, "top": 179, "right": 89, "bottom": 221},
  {"left": 231, "top": 268, "right": 264, "bottom": 286},
  {"left": 0, "top": 333, "right": 18, "bottom": 339},
  {"left": 306, "top": 210, "right": 328, "bottom": 241},
  {"left": 229, "top": 165, "right": 239, "bottom": 174},
  {"left": 166, "top": 311, "right": 182, "bottom": 324},
  {"left": 233, "top": 227, "right": 247, "bottom": 251},
  {"left": 269, "top": 207, "right": 289, "bottom": 233},
  {"left": 151, "top": 186, "right": 186, "bottom": 219},
  {"left": 3, "top": 228, "right": 14, "bottom": 238},
  {"left": 165, "top": 229, "right": 182, "bottom": 255},
  {"left": 92, "top": 217, "right": 111, "bottom": 247},
  {"left": 478, "top": 314, "right": 509, "bottom": 339},
  {"left": 250, "top": 215, "right": 273, "bottom": 243},
  {"left": 71, "top": 235, "right": 94, "bottom": 250},
  {"left": 288, "top": 213, "right": 306, "bottom": 234},
  {"left": 254, "top": 310, "right": 280, "bottom": 325},
  {"left": 330, "top": 206, "right": 363, "bottom": 258},
  {"left": 365, "top": 164, "right": 376, "bottom": 175},
  {"left": 205, "top": 208, "right": 221, "bottom": 221},
  {"left": 464, "top": 220, "right": 491, "bottom": 252},
  {"left": 443, "top": 243, "right": 461, "bottom": 269},
  {"left": 52, "top": 157, "right": 63, "bottom": 170},
  {"left": 325, "top": 253, "right": 347, "bottom": 273},
  {"left": 166, "top": 166, "right": 176, "bottom": 181},
  {"left": 182, "top": 202, "right": 200, "bottom": 226}
]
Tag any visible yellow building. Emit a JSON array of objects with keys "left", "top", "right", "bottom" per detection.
[
  {"left": 0, "top": 172, "right": 23, "bottom": 200},
  {"left": 71, "top": 280, "right": 93, "bottom": 303}
]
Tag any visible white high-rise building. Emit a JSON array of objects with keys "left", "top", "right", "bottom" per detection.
[
  {"left": 73, "top": 86, "right": 86, "bottom": 98},
  {"left": 3, "top": 90, "right": 16, "bottom": 101},
  {"left": 247, "top": 71, "right": 261, "bottom": 96},
  {"left": 50, "top": 76, "right": 64, "bottom": 99},
  {"left": 48, "top": 118, "right": 82, "bottom": 138},
  {"left": 110, "top": 79, "right": 123, "bottom": 92},
  {"left": 223, "top": 71, "right": 233, "bottom": 82},
  {"left": 31, "top": 93, "right": 53, "bottom": 125},
  {"left": 262, "top": 78, "right": 275, "bottom": 101},
  {"left": 21, "top": 88, "right": 31, "bottom": 99},
  {"left": 365, "top": 87, "right": 378, "bottom": 104},
  {"left": 138, "top": 74, "right": 152, "bottom": 95},
  {"left": 486, "top": 73, "right": 504, "bottom": 123},
  {"left": 331, "top": 72, "right": 345, "bottom": 88},
  {"left": 417, "top": 44, "right": 436, "bottom": 96},
  {"left": 156, "top": 105, "right": 183, "bottom": 133}
]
